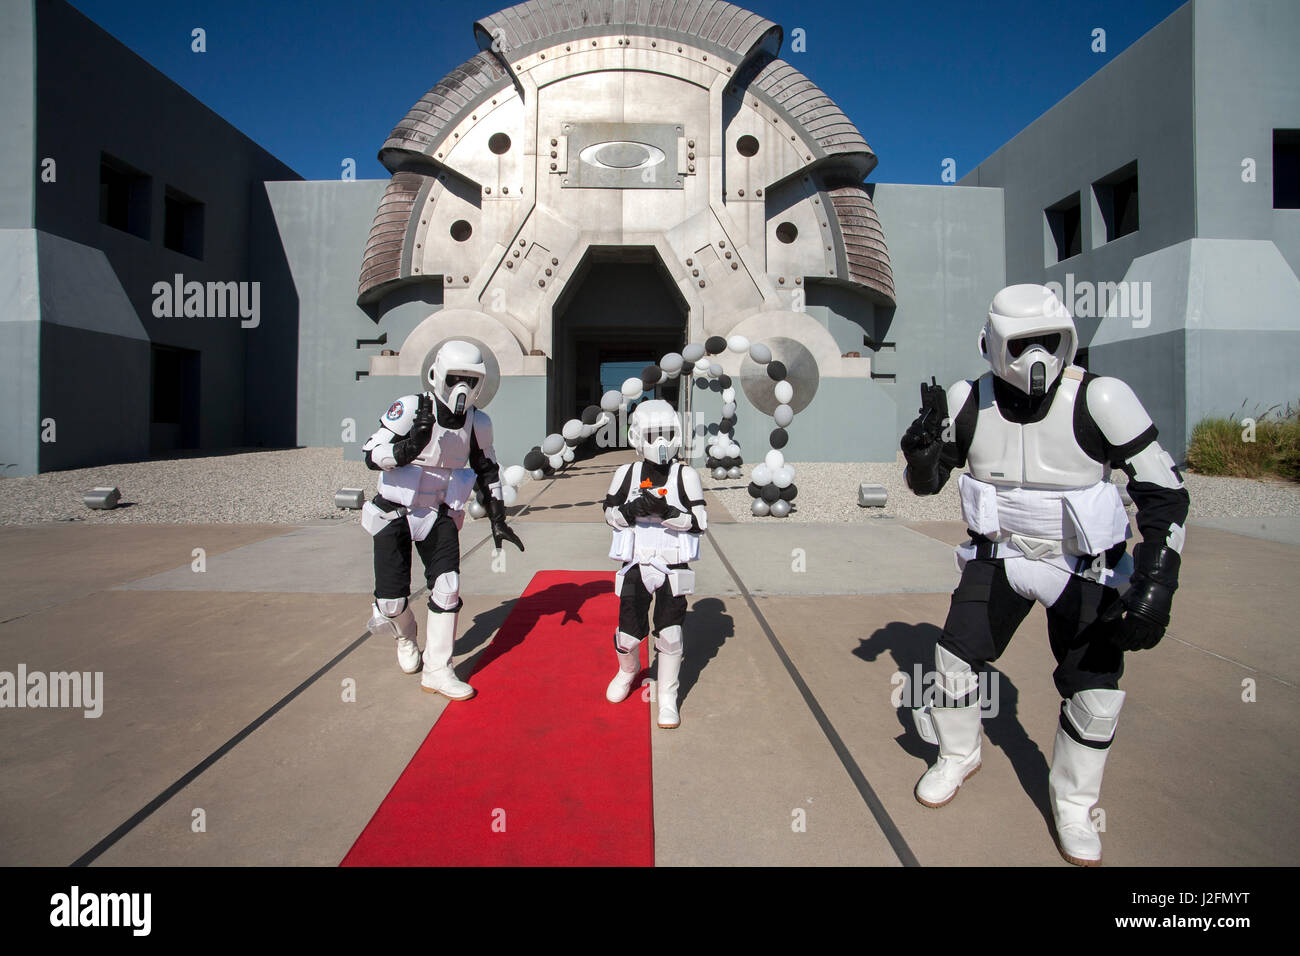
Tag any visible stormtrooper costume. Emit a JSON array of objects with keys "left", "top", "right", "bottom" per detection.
[
  {"left": 361, "top": 340, "right": 524, "bottom": 700},
  {"left": 902, "top": 284, "right": 1189, "bottom": 867},
  {"left": 602, "top": 400, "right": 707, "bottom": 729}
]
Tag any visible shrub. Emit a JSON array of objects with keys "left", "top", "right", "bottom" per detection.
[{"left": 1185, "top": 402, "right": 1300, "bottom": 481}]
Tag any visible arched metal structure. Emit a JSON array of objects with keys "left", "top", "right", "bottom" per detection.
[{"left": 358, "top": 0, "right": 894, "bottom": 387}]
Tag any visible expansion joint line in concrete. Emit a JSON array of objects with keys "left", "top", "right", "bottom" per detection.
[
  {"left": 704, "top": 528, "right": 921, "bottom": 868},
  {"left": 69, "top": 477, "right": 562, "bottom": 866}
]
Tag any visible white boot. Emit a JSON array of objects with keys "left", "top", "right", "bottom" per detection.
[
  {"left": 655, "top": 649, "right": 682, "bottom": 729},
  {"left": 914, "top": 703, "right": 983, "bottom": 807},
  {"left": 606, "top": 633, "right": 642, "bottom": 703},
  {"left": 1050, "top": 689, "right": 1124, "bottom": 867},
  {"left": 368, "top": 599, "right": 421, "bottom": 674},
  {"left": 420, "top": 609, "right": 475, "bottom": 700}
]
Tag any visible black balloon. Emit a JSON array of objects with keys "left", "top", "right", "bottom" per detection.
[
  {"left": 718, "top": 374, "right": 732, "bottom": 389},
  {"left": 770, "top": 427, "right": 789, "bottom": 449},
  {"left": 565, "top": 436, "right": 580, "bottom": 447},
  {"left": 761, "top": 484, "right": 781, "bottom": 503},
  {"left": 640, "top": 365, "right": 660, "bottom": 387},
  {"left": 705, "top": 335, "right": 727, "bottom": 355},
  {"left": 581, "top": 405, "right": 601, "bottom": 425},
  {"left": 523, "top": 450, "right": 546, "bottom": 470},
  {"left": 767, "top": 360, "right": 787, "bottom": 381},
  {"left": 779, "top": 483, "right": 797, "bottom": 501},
  {"left": 747, "top": 482, "right": 763, "bottom": 499}
]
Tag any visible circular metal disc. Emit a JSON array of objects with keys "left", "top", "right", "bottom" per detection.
[{"left": 740, "top": 337, "right": 819, "bottom": 415}]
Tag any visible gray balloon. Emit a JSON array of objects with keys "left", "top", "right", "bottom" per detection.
[
  {"left": 600, "top": 389, "right": 623, "bottom": 412},
  {"left": 750, "top": 499, "right": 771, "bottom": 517},
  {"left": 770, "top": 498, "right": 791, "bottom": 518},
  {"left": 467, "top": 500, "right": 487, "bottom": 519},
  {"left": 682, "top": 343, "right": 706, "bottom": 363},
  {"left": 708, "top": 363, "right": 723, "bottom": 378},
  {"left": 774, "top": 404, "right": 794, "bottom": 427},
  {"left": 542, "top": 433, "right": 565, "bottom": 455},
  {"left": 749, "top": 342, "right": 772, "bottom": 364},
  {"left": 722, "top": 402, "right": 736, "bottom": 418},
  {"left": 660, "top": 352, "right": 684, "bottom": 374},
  {"left": 711, "top": 466, "right": 728, "bottom": 480},
  {"left": 726, "top": 466, "right": 742, "bottom": 479}
]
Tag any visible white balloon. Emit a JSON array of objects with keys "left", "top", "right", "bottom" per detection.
[
  {"left": 660, "top": 352, "right": 684, "bottom": 374},
  {"left": 503, "top": 464, "right": 527, "bottom": 487},
  {"left": 548, "top": 453, "right": 565, "bottom": 469},
  {"left": 562, "top": 418, "right": 583, "bottom": 441},
  {"left": 765, "top": 449, "right": 785, "bottom": 471},
  {"left": 542, "top": 433, "right": 564, "bottom": 455},
  {"left": 773, "top": 465, "right": 794, "bottom": 489},
  {"left": 579, "top": 423, "right": 596, "bottom": 438},
  {"left": 502, "top": 485, "right": 519, "bottom": 507},
  {"left": 693, "top": 357, "right": 711, "bottom": 374},
  {"left": 751, "top": 463, "right": 772, "bottom": 485},
  {"left": 467, "top": 500, "right": 487, "bottom": 519},
  {"left": 774, "top": 404, "right": 794, "bottom": 428},
  {"left": 722, "top": 387, "right": 736, "bottom": 403},
  {"left": 774, "top": 380, "right": 794, "bottom": 404},
  {"left": 722, "top": 402, "right": 736, "bottom": 418},
  {"left": 727, "top": 334, "right": 750, "bottom": 354},
  {"left": 601, "top": 389, "right": 624, "bottom": 412},
  {"left": 562, "top": 446, "right": 575, "bottom": 463},
  {"left": 621, "top": 377, "right": 643, "bottom": 400},
  {"left": 596, "top": 412, "right": 612, "bottom": 428},
  {"left": 751, "top": 499, "right": 771, "bottom": 517}
]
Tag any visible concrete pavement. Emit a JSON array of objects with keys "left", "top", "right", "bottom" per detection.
[{"left": 0, "top": 450, "right": 1295, "bottom": 866}]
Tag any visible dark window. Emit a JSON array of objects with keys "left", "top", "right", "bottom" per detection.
[
  {"left": 151, "top": 345, "right": 200, "bottom": 448},
  {"left": 1075, "top": 347, "right": 1089, "bottom": 371},
  {"left": 99, "top": 153, "right": 151, "bottom": 238},
  {"left": 1093, "top": 161, "right": 1139, "bottom": 242},
  {"left": 163, "top": 187, "right": 204, "bottom": 258},
  {"left": 1045, "top": 192, "right": 1082, "bottom": 263},
  {"left": 1274, "top": 130, "right": 1300, "bottom": 209}
]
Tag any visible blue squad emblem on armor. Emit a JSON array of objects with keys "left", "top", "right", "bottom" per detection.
[{"left": 385, "top": 400, "right": 404, "bottom": 421}]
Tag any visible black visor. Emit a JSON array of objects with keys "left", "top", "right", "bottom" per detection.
[
  {"left": 445, "top": 373, "right": 479, "bottom": 388},
  {"left": 1007, "top": 332, "right": 1062, "bottom": 358}
]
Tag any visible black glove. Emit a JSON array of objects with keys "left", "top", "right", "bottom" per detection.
[
  {"left": 639, "top": 488, "right": 670, "bottom": 517},
  {"left": 900, "top": 415, "right": 942, "bottom": 470},
  {"left": 1103, "top": 544, "right": 1180, "bottom": 651},
  {"left": 617, "top": 495, "right": 650, "bottom": 526},
  {"left": 393, "top": 394, "right": 435, "bottom": 467},
  {"left": 487, "top": 496, "right": 525, "bottom": 552},
  {"left": 661, "top": 504, "right": 683, "bottom": 521}
]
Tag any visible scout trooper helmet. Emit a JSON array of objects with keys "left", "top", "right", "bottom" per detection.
[
  {"left": 628, "top": 399, "right": 682, "bottom": 465},
  {"left": 428, "top": 340, "right": 486, "bottom": 416},
  {"left": 979, "top": 284, "right": 1078, "bottom": 396}
]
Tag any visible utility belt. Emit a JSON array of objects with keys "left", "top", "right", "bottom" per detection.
[
  {"left": 360, "top": 495, "right": 460, "bottom": 539},
  {"left": 959, "top": 532, "right": 1132, "bottom": 587}
]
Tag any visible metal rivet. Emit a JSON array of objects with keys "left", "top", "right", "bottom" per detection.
[
  {"left": 814, "top": 198, "right": 819, "bottom": 204},
  {"left": 507, "top": 261, "right": 513, "bottom": 268},
  {"left": 724, "top": 251, "right": 731, "bottom": 259},
  {"left": 421, "top": 219, "right": 426, "bottom": 224},
  {"left": 731, "top": 262, "right": 738, "bottom": 270},
  {"left": 550, "top": 151, "right": 557, "bottom": 158},
  {"left": 539, "top": 279, "right": 546, "bottom": 287},
  {"left": 702, "top": 55, "right": 707, "bottom": 61},
  {"left": 445, "top": 274, "right": 452, "bottom": 281},
  {"left": 719, "top": 241, "right": 726, "bottom": 248},
  {"left": 688, "top": 164, "right": 695, "bottom": 172},
  {"left": 698, "top": 279, "right": 705, "bottom": 287},
  {"left": 551, "top": 257, "right": 558, "bottom": 265},
  {"left": 519, "top": 239, "right": 526, "bottom": 246},
  {"left": 513, "top": 250, "right": 520, "bottom": 257},
  {"left": 686, "top": 258, "right": 693, "bottom": 266},
  {"left": 503, "top": 187, "right": 509, "bottom": 194},
  {"left": 545, "top": 268, "right": 552, "bottom": 276},
  {"left": 795, "top": 277, "right": 802, "bottom": 285},
  {"left": 463, "top": 275, "right": 469, "bottom": 283},
  {"left": 692, "top": 269, "right": 699, "bottom": 277},
  {"left": 652, "top": 41, "right": 656, "bottom": 47},
  {"left": 550, "top": 138, "right": 557, "bottom": 146},
  {"left": 414, "top": 266, "right": 419, "bottom": 272},
  {"left": 540, "top": 53, "right": 545, "bottom": 59},
  {"left": 688, "top": 152, "right": 695, "bottom": 160},
  {"left": 677, "top": 46, "right": 683, "bottom": 52},
  {"left": 550, "top": 163, "right": 557, "bottom": 170},
  {"left": 485, "top": 187, "right": 491, "bottom": 194},
  {"left": 688, "top": 140, "right": 695, "bottom": 148},
  {"left": 779, "top": 277, "right": 785, "bottom": 284},
  {"left": 756, "top": 189, "right": 762, "bottom": 196},
  {"left": 738, "top": 189, "right": 744, "bottom": 196}
]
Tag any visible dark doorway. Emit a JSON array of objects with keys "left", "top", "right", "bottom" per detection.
[
  {"left": 549, "top": 247, "right": 688, "bottom": 441},
  {"left": 150, "top": 344, "right": 201, "bottom": 453}
]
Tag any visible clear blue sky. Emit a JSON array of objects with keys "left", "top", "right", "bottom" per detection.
[{"left": 68, "top": 0, "right": 1187, "bottom": 183}]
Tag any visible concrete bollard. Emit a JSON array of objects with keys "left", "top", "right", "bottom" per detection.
[
  {"left": 334, "top": 488, "right": 366, "bottom": 510},
  {"left": 857, "top": 483, "right": 887, "bottom": 508},
  {"left": 83, "top": 487, "right": 121, "bottom": 510}
]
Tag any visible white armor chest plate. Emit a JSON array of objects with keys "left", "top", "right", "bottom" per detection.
[
  {"left": 610, "top": 462, "right": 700, "bottom": 565},
  {"left": 413, "top": 418, "right": 473, "bottom": 470},
  {"left": 966, "top": 372, "right": 1105, "bottom": 489}
]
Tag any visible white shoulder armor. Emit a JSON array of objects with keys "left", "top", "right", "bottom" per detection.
[
  {"left": 947, "top": 379, "right": 974, "bottom": 417},
  {"left": 678, "top": 464, "right": 705, "bottom": 503},
  {"left": 378, "top": 394, "right": 422, "bottom": 437},
  {"left": 1086, "top": 377, "right": 1153, "bottom": 448},
  {"left": 606, "top": 462, "right": 634, "bottom": 499}
]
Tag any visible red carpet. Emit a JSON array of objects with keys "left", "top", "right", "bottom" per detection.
[{"left": 341, "top": 570, "right": 654, "bottom": 866}]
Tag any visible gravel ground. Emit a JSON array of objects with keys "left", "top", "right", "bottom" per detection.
[
  {"left": 1, "top": 447, "right": 1297, "bottom": 526},
  {"left": 700, "top": 453, "right": 1300, "bottom": 524}
]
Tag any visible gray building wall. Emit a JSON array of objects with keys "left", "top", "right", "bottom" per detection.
[
  {"left": 0, "top": 230, "right": 41, "bottom": 476},
  {"left": 0, "top": 0, "right": 302, "bottom": 473}
]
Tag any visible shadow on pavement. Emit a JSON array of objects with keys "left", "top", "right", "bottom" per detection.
[{"left": 676, "top": 596, "right": 735, "bottom": 706}]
